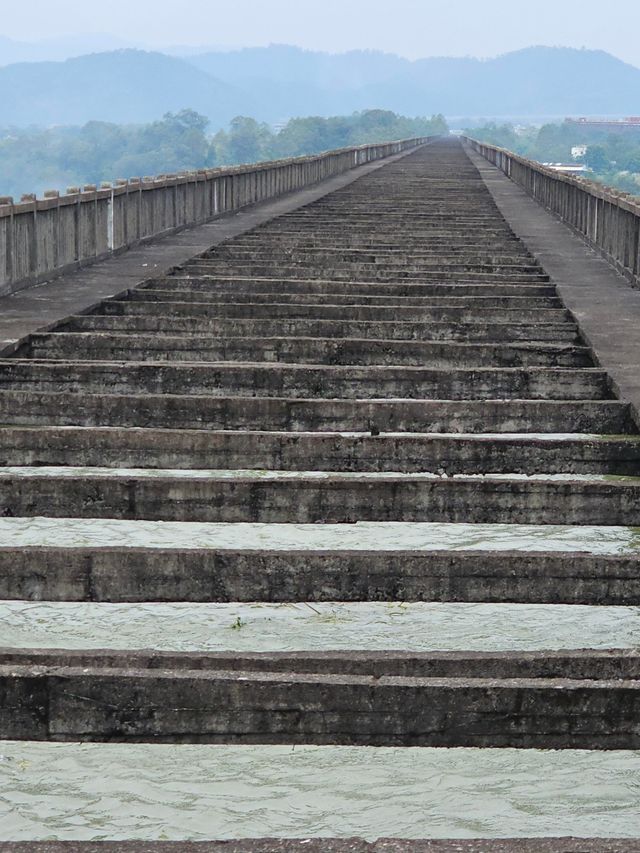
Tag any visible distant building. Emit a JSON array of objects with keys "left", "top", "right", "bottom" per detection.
[
  {"left": 571, "top": 145, "right": 588, "bottom": 160},
  {"left": 566, "top": 117, "right": 640, "bottom": 134}
]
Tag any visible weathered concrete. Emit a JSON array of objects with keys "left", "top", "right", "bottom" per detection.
[
  {"left": 465, "top": 136, "right": 640, "bottom": 289},
  {"left": 0, "top": 392, "right": 629, "bottom": 433},
  {"left": 0, "top": 138, "right": 429, "bottom": 298},
  {"left": 22, "top": 335, "right": 590, "bottom": 368},
  {"left": 4, "top": 648, "right": 640, "bottom": 679},
  {"left": 58, "top": 313, "right": 582, "bottom": 343},
  {"left": 0, "top": 428, "right": 637, "bottom": 474},
  {"left": 466, "top": 143, "right": 640, "bottom": 428},
  {"left": 2, "top": 650, "right": 640, "bottom": 747},
  {"left": 1, "top": 139, "right": 640, "bottom": 758},
  {"left": 2, "top": 548, "right": 639, "bottom": 603},
  {"left": 1, "top": 472, "right": 640, "bottom": 524},
  {"left": 138, "top": 277, "right": 554, "bottom": 296},
  {"left": 0, "top": 146, "right": 425, "bottom": 348},
  {"left": 0, "top": 360, "right": 610, "bottom": 399},
  {"left": 99, "top": 299, "right": 570, "bottom": 322}
]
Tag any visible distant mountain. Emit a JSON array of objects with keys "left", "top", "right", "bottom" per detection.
[
  {"left": 0, "top": 50, "right": 256, "bottom": 127},
  {"left": 189, "top": 44, "right": 409, "bottom": 88},
  {"left": 189, "top": 44, "right": 640, "bottom": 120},
  {"left": 1, "top": 44, "right": 639, "bottom": 129},
  {"left": 0, "top": 33, "right": 133, "bottom": 65},
  {"left": 402, "top": 47, "right": 640, "bottom": 115},
  {"left": 188, "top": 45, "right": 411, "bottom": 119}
]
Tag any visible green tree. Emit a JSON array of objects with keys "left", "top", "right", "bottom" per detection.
[
  {"left": 225, "top": 116, "right": 273, "bottom": 164},
  {"left": 0, "top": 110, "right": 449, "bottom": 198},
  {"left": 585, "top": 145, "right": 609, "bottom": 172}
]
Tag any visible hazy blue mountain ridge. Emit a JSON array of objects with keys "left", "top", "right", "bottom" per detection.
[
  {"left": 189, "top": 45, "right": 640, "bottom": 117},
  {"left": 0, "top": 33, "right": 132, "bottom": 65},
  {"left": 0, "top": 44, "right": 639, "bottom": 128},
  {"left": 0, "top": 50, "right": 256, "bottom": 127}
]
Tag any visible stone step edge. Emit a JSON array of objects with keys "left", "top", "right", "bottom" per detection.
[
  {"left": 3, "top": 548, "right": 640, "bottom": 604},
  {"left": 3, "top": 429, "right": 639, "bottom": 477},
  {"left": 3, "top": 664, "right": 640, "bottom": 748},
  {"left": 3, "top": 474, "right": 640, "bottom": 526},
  {"left": 28, "top": 334, "right": 583, "bottom": 352},
  {"left": 0, "top": 393, "right": 629, "bottom": 434},
  {"left": 4, "top": 426, "right": 628, "bottom": 440},
  {"left": 4, "top": 648, "right": 640, "bottom": 679}
]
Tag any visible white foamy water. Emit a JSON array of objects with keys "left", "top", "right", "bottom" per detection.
[
  {"left": 0, "top": 518, "right": 638, "bottom": 554},
  {"left": 0, "top": 601, "right": 638, "bottom": 652},
  {"left": 0, "top": 743, "right": 639, "bottom": 840}
]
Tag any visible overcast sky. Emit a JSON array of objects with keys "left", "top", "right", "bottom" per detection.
[{"left": 2, "top": 0, "right": 639, "bottom": 65}]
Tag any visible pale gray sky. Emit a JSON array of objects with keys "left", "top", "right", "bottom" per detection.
[{"left": 2, "top": 0, "right": 639, "bottom": 66}]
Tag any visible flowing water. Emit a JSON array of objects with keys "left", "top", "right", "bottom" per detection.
[
  {"left": 1, "top": 743, "right": 639, "bottom": 841},
  {"left": 2, "top": 518, "right": 640, "bottom": 553},
  {"left": 1, "top": 601, "right": 639, "bottom": 652},
  {"left": 2, "top": 516, "right": 639, "bottom": 838}
]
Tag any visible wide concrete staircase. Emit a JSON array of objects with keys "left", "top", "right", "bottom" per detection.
[{"left": 1, "top": 138, "right": 640, "bottom": 811}]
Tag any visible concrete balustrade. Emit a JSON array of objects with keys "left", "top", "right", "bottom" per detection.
[
  {"left": 464, "top": 136, "right": 640, "bottom": 287},
  {"left": 0, "top": 138, "right": 430, "bottom": 297}
]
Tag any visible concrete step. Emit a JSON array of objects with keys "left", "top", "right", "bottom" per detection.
[
  {"left": 2, "top": 648, "right": 639, "bottom": 747},
  {"left": 212, "top": 240, "right": 532, "bottom": 254},
  {"left": 100, "top": 300, "right": 572, "bottom": 323},
  {"left": 180, "top": 264, "right": 550, "bottom": 284},
  {"left": 271, "top": 213, "right": 514, "bottom": 223},
  {"left": 0, "top": 468, "right": 639, "bottom": 524},
  {"left": 24, "top": 335, "right": 592, "bottom": 368},
  {"left": 0, "top": 361, "right": 610, "bottom": 400},
  {"left": 0, "top": 391, "right": 628, "bottom": 433},
  {"left": 210, "top": 250, "right": 540, "bottom": 267},
  {"left": 230, "top": 231, "right": 523, "bottom": 243},
  {"left": 0, "top": 428, "right": 636, "bottom": 474},
  {"left": 149, "top": 276, "right": 556, "bottom": 297},
  {"left": 0, "top": 841, "right": 629, "bottom": 852},
  {"left": 2, "top": 545, "right": 639, "bottom": 604},
  {"left": 61, "top": 315, "right": 581, "bottom": 344},
  {"left": 191, "top": 250, "right": 540, "bottom": 264},
  {"left": 1, "top": 135, "right": 639, "bottom": 776},
  {"left": 5, "top": 647, "right": 639, "bottom": 680},
  {"left": 126, "top": 289, "right": 563, "bottom": 309}
]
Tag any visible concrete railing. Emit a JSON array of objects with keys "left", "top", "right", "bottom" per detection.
[
  {"left": 0, "top": 136, "right": 432, "bottom": 297},
  {"left": 465, "top": 137, "right": 640, "bottom": 288}
]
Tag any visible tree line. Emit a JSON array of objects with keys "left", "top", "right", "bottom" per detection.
[
  {"left": 466, "top": 121, "right": 640, "bottom": 197},
  {"left": 0, "top": 109, "right": 448, "bottom": 200}
]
